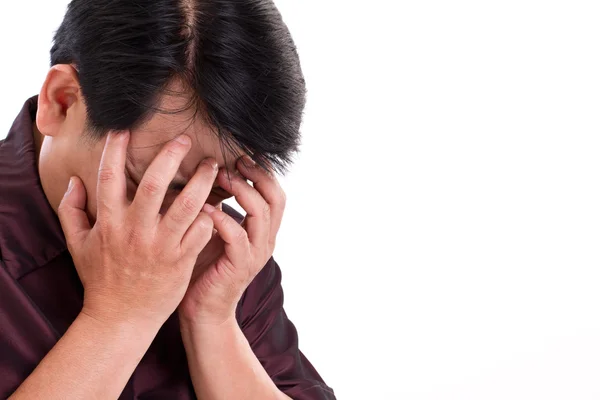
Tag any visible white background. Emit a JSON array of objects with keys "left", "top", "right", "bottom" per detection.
[{"left": 2, "top": 1, "right": 600, "bottom": 399}]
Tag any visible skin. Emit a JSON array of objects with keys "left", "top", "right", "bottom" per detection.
[{"left": 10, "top": 64, "right": 293, "bottom": 399}]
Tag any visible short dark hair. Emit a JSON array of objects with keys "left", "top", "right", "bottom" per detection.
[{"left": 50, "top": 0, "right": 306, "bottom": 175}]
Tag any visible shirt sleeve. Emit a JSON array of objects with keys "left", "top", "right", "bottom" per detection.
[{"left": 235, "top": 257, "right": 337, "bottom": 400}]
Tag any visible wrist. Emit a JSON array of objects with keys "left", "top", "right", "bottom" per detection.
[
  {"left": 178, "top": 310, "right": 238, "bottom": 333},
  {"left": 78, "top": 307, "right": 163, "bottom": 343},
  {"left": 178, "top": 301, "right": 238, "bottom": 329},
  {"left": 81, "top": 295, "right": 170, "bottom": 332}
]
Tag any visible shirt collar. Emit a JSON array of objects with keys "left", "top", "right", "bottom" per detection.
[{"left": 0, "top": 95, "right": 67, "bottom": 278}]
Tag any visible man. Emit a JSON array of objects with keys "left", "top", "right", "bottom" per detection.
[{"left": 0, "top": 0, "right": 336, "bottom": 399}]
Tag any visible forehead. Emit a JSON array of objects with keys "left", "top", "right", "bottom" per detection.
[{"left": 126, "top": 86, "right": 244, "bottom": 178}]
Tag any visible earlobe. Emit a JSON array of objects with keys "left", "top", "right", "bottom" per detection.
[{"left": 36, "top": 64, "right": 81, "bottom": 137}]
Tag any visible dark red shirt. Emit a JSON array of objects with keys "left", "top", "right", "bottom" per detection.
[{"left": 0, "top": 96, "right": 336, "bottom": 399}]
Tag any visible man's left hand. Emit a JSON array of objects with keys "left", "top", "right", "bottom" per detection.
[{"left": 178, "top": 155, "right": 285, "bottom": 326}]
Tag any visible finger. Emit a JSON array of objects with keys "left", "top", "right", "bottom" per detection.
[
  {"left": 201, "top": 204, "right": 250, "bottom": 266},
  {"left": 181, "top": 212, "right": 214, "bottom": 257},
  {"left": 216, "top": 167, "right": 269, "bottom": 247},
  {"left": 130, "top": 135, "right": 192, "bottom": 226},
  {"left": 236, "top": 156, "right": 285, "bottom": 241},
  {"left": 191, "top": 228, "right": 222, "bottom": 279},
  {"left": 160, "top": 158, "right": 218, "bottom": 240},
  {"left": 57, "top": 176, "right": 91, "bottom": 246},
  {"left": 96, "top": 131, "right": 130, "bottom": 220}
]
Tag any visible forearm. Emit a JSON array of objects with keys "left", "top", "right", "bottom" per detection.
[
  {"left": 180, "top": 316, "right": 292, "bottom": 400},
  {"left": 9, "top": 312, "right": 159, "bottom": 400}
]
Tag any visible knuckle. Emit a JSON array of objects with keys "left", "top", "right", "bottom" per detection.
[
  {"left": 234, "top": 226, "right": 248, "bottom": 243},
  {"left": 97, "top": 167, "right": 116, "bottom": 183},
  {"left": 57, "top": 201, "right": 69, "bottom": 217},
  {"left": 96, "top": 217, "right": 113, "bottom": 234},
  {"left": 197, "top": 213, "right": 214, "bottom": 230},
  {"left": 262, "top": 202, "right": 271, "bottom": 219},
  {"left": 182, "top": 215, "right": 213, "bottom": 245},
  {"left": 140, "top": 175, "right": 163, "bottom": 196},
  {"left": 166, "top": 210, "right": 187, "bottom": 226},
  {"left": 180, "top": 195, "right": 199, "bottom": 215},
  {"left": 165, "top": 147, "right": 180, "bottom": 160},
  {"left": 96, "top": 198, "right": 112, "bottom": 212},
  {"left": 218, "top": 213, "right": 233, "bottom": 229}
]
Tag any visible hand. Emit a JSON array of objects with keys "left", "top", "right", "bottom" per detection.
[
  {"left": 178, "top": 155, "right": 286, "bottom": 326},
  {"left": 57, "top": 131, "right": 218, "bottom": 328}
]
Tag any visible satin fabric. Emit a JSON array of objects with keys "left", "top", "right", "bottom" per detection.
[{"left": 0, "top": 96, "right": 336, "bottom": 399}]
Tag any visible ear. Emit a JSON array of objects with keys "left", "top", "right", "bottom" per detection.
[{"left": 36, "top": 64, "right": 82, "bottom": 137}]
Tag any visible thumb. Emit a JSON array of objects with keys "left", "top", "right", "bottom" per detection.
[{"left": 57, "top": 176, "right": 91, "bottom": 245}]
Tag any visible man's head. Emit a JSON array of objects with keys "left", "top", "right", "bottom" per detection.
[{"left": 35, "top": 0, "right": 305, "bottom": 219}]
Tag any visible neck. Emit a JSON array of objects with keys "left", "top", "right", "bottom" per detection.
[
  {"left": 33, "top": 122, "right": 44, "bottom": 164},
  {"left": 33, "top": 123, "right": 63, "bottom": 215}
]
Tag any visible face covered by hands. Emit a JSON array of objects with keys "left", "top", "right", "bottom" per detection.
[{"left": 58, "top": 129, "right": 286, "bottom": 329}]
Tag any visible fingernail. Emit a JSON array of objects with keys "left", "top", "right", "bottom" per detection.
[
  {"left": 203, "top": 158, "right": 218, "bottom": 172},
  {"left": 203, "top": 203, "right": 216, "bottom": 213},
  {"left": 243, "top": 155, "right": 256, "bottom": 167},
  {"left": 176, "top": 134, "right": 191, "bottom": 146},
  {"left": 66, "top": 177, "right": 74, "bottom": 194}
]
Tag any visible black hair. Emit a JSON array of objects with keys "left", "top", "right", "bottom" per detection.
[{"left": 50, "top": 0, "right": 306, "bottom": 175}]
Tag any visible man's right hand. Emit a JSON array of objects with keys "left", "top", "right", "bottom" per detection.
[{"left": 57, "top": 130, "right": 219, "bottom": 328}]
